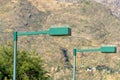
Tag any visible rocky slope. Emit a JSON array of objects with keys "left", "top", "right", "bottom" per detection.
[
  {"left": 94, "top": 0, "right": 120, "bottom": 18},
  {"left": 56, "top": 0, "right": 120, "bottom": 18},
  {"left": 0, "top": 0, "right": 120, "bottom": 80}
]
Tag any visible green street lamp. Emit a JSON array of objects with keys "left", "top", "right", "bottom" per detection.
[
  {"left": 13, "top": 26, "right": 71, "bottom": 80},
  {"left": 72, "top": 46, "right": 116, "bottom": 80}
]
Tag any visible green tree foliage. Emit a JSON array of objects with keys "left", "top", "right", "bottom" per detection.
[{"left": 0, "top": 45, "right": 51, "bottom": 80}]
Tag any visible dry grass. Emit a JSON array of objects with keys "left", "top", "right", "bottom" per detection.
[{"left": 28, "top": 0, "right": 73, "bottom": 12}]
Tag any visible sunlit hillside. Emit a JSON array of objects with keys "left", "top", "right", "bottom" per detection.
[
  {"left": 28, "top": 0, "right": 73, "bottom": 11},
  {"left": 0, "top": 0, "right": 120, "bottom": 80}
]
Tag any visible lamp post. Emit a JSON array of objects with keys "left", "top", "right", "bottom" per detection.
[
  {"left": 13, "top": 26, "right": 71, "bottom": 80},
  {"left": 72, "top": 46, "right": 116, "bottom": 80}
]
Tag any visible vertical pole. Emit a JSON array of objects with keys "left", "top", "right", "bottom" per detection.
[
  {"left": 13, "top": 32, "right": 17, "bottom": 80},
  {"left": 73, "top": 48, "right": 76, "bottom": 80}
]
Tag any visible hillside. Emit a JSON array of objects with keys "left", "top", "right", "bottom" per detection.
[
  {"left": 93, "top": 0, "right": 120, "bottom": 18},
  {"left": 0, "top": 0, "right": 120, "bottom": 80}
]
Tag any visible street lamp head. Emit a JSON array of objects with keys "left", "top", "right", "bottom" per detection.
[
  {"left": 100, "top": 46, "right": 116, "bottom": 53},
  {"left": 48, "top": 26, "right": 71, "bottom": 36}
]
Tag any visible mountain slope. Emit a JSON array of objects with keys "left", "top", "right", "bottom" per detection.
[
  {"left": 0, "top": 0, "right": 120, "bottom": 80},
  {"left": 93, "top": 0, "right": 120, "bottom": 18}
]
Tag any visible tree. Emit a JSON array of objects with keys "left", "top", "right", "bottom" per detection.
[{"left": 0, "top": 45, "right": 51, "bottom": 80}]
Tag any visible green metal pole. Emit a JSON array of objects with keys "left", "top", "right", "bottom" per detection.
[
  {"left": 12, "top": 27, "right": 71, "bottom": 80},
  {"left": 13, "top": 32, "right": 17, "bottom": 80},
  {"left": 17, "top": 30, "right": 49, "bottom": 36},
  {"left": 76, "top": 48, "right": 100, "bottom": 52},
  {"left": 73, "top": 48, "right": 77, "bottom": 80}
]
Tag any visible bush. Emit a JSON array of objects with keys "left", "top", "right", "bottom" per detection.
[{"left": 0, "top": 45, "right": 51, "bottom": 80}]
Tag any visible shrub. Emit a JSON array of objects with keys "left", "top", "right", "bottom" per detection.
[{"left": 0, "top": 45, "right": 51, "bottom": 80}]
